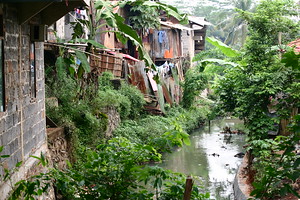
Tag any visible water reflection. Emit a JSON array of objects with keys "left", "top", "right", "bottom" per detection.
[{"left": 159, "top": 119, "right": 246, "bottom": 200}]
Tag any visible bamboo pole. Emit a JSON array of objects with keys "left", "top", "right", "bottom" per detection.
[{"left": 183, "top": 176, "right": 193, "bottom": 200}]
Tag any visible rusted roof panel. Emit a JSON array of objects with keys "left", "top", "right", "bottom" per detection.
[
  {"left": 288, "top": 38, "right": 300, "bottom": 53},
  {"left": 128, "top": 61, "right": 150, "bottom": 95},
  {"left": 160, "top": 21, "right": 193, "bottom": 31},
  {"left": 188, "top": 16, "right": 212, "bottom": 26}
]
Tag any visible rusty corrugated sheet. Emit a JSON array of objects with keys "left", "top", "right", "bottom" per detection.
[
  {"left": 147, "top": 72, "right": 158, "bottom": 92},
  {"left": 128, "top": 61, "right": 150, "bottom": 94}
]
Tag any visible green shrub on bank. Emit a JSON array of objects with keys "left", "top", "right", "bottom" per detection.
[
  {"left": 46, "top": 71, "right": 146, "bottom": 156},
  {"left": 5, "top": 138, "right": 210, "bottom": 200},
  {"left": 114, "top": 104, "right": 211, "bottom": 152}
]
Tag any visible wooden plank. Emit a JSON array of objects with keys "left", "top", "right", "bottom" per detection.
[
  {"left": 183, "top": 176, "right": 193, "bottom": 200},
  {"left": 147, "top": 72, "right": 158, "bottom": 92},
  {"left": 161, "top": 82, "right": 172, "bottom": 105}
]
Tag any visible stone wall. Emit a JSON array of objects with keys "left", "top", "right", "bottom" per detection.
[
  {"left": 0, "top": 4, "right": 48, "bottom": 199},
  {"left": 103, "top": 106, "right": 121, "bottom": 138},
  {"left": 47, "top": 127, "right": 69, "bottom": 170}
]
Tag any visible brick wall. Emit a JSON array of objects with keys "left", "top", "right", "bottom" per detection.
[{"left": 0, "top": 4, "right": 48, "bottom": 199}]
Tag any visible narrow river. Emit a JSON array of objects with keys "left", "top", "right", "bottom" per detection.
[{"left": 159, "top": 119, "right": 246, "bottom": 200}]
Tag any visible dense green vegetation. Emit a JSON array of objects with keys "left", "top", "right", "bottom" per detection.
[
  {"left": 3, "top": 0, "right": 300, "bottom": 199},
  {"left": 198, "top": 0, "right": 300, "bottom": 199},
  {"left": 28, "top": 69, "right": 211, "bottom": 199},
  {"left": 5, "top": 0, "right": 213, "bottom": 198}
]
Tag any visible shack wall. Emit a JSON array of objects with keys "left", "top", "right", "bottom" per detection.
[{"left": 151, "top": 29, "right": 182, "bottom": 59}]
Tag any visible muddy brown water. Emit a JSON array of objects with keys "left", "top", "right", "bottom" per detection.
[{"left": 159, "top": 118, "right": 246, "bottom": 200}]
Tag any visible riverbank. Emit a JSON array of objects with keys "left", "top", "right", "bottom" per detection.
[{"left": 113, "top": 105, "right": 211, "bottom": 153}]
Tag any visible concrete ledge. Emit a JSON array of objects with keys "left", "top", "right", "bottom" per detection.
[
  {"left": 47, "top": 127, "right": 69, "bottom": 170},
  {"left": 233, "top": 153, "right": 253, "bottom": 200}
]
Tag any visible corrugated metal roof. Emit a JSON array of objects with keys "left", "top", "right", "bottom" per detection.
[{"left": 160, "top": 21, "right": 193, "bottom": 31}]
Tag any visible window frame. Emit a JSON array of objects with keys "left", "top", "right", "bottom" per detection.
[{"left": 29, "top": 42, "right": 36, "bottom": 99}]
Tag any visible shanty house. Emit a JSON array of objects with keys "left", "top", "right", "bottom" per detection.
[
  {"left": 182, "top": 16, "right": 211, "bottom": 63},
  {"left": 0, "top": 1, "right": 88, "bottom": 199},
  {"left": 44, "top": 4, "right": 210, "bottom": 113}
]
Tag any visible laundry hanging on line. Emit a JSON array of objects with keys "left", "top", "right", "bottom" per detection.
[{"left": 158, "top": 31, "right": 167, "bottom": 44}]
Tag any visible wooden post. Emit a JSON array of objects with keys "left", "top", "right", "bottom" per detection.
[
  {"left": 183, "top": 176, "right": 193, "bottom": 200},
  {"left": 278, "top": 32, "right": 282, "bottom": 59}
]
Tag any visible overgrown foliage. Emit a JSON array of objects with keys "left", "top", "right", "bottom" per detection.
[
  {"left": 52, "top": 137, "right": 209, "bottom": 200},
  {"left": 4, "top": 137, "right": 210, "bottom": 200},
  {"left": 181, "top": 67, "right": 208, "bottom": 109},
  {"left": 128, "top": 1, "right": 161, "bottom": 32},
  {"left": 248, "top": 128, "right": 300, "bottom": 198},
  {"left": 46, "top": 70, "right": 146, "bottom": 156},
  {"left": 209, "top": 0, "right": 300, "bottom": 198},
  {"left": 114, "top": 105, "right": 211, "bottom": 152}
]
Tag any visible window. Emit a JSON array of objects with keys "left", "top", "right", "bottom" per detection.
[{"left": 29, "top": 42, "right": 36, "bottom": 98}]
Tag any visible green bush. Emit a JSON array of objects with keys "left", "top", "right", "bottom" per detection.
[
  {"left": 119, "top": 83, "right": 145, "bottom": 119},
  {"left": 181, "top": 68, "right": 208, "bottom": 109},
  {"left": 45, "top": 70, "right": 149, "bottom": 163},
  {"left": 52, "top": 137, "right": 209, "bottom": 200},
  {"left": 114, "top": 104, "right": 211, "bottom": 152},
  {"left": 114, "top": 115, "right": 170, "bottom": 145},
  {"left": 5, "top": 137, "right": 210, "bottom": 200}
]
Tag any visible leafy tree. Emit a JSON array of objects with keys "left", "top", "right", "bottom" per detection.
[
  {"left": 175, "top": 0, "right": 256, "bottom": 49},
  {"left": 127, "top": 0, "right": 161, "bottom": 33},
  {"left": 193, "top": 0, "right": 256, "bottom": 49},
  {"left": 213, "top": 0, "right": 300, "bottom": 198},
  {"left": 216, "top": 0, "right": 299, "bottom": 139}
]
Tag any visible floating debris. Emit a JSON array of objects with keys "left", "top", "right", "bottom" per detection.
[{"left": 234, "top": 152, "right": 245, "bottom": 158}]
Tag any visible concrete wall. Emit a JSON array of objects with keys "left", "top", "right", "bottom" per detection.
[
  {"left": 0, "top": 4, "right": 48, "bottom": 199},
  {"left": 233, "top": 153, "right": 253, "bottom": 200},
  {"left": 181, "top": 29, "right": 194, "bottom": 64}
]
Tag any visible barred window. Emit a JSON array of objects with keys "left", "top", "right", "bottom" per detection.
[{"left": 29, "top": 42, "right": 36, "bottom": 98}]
